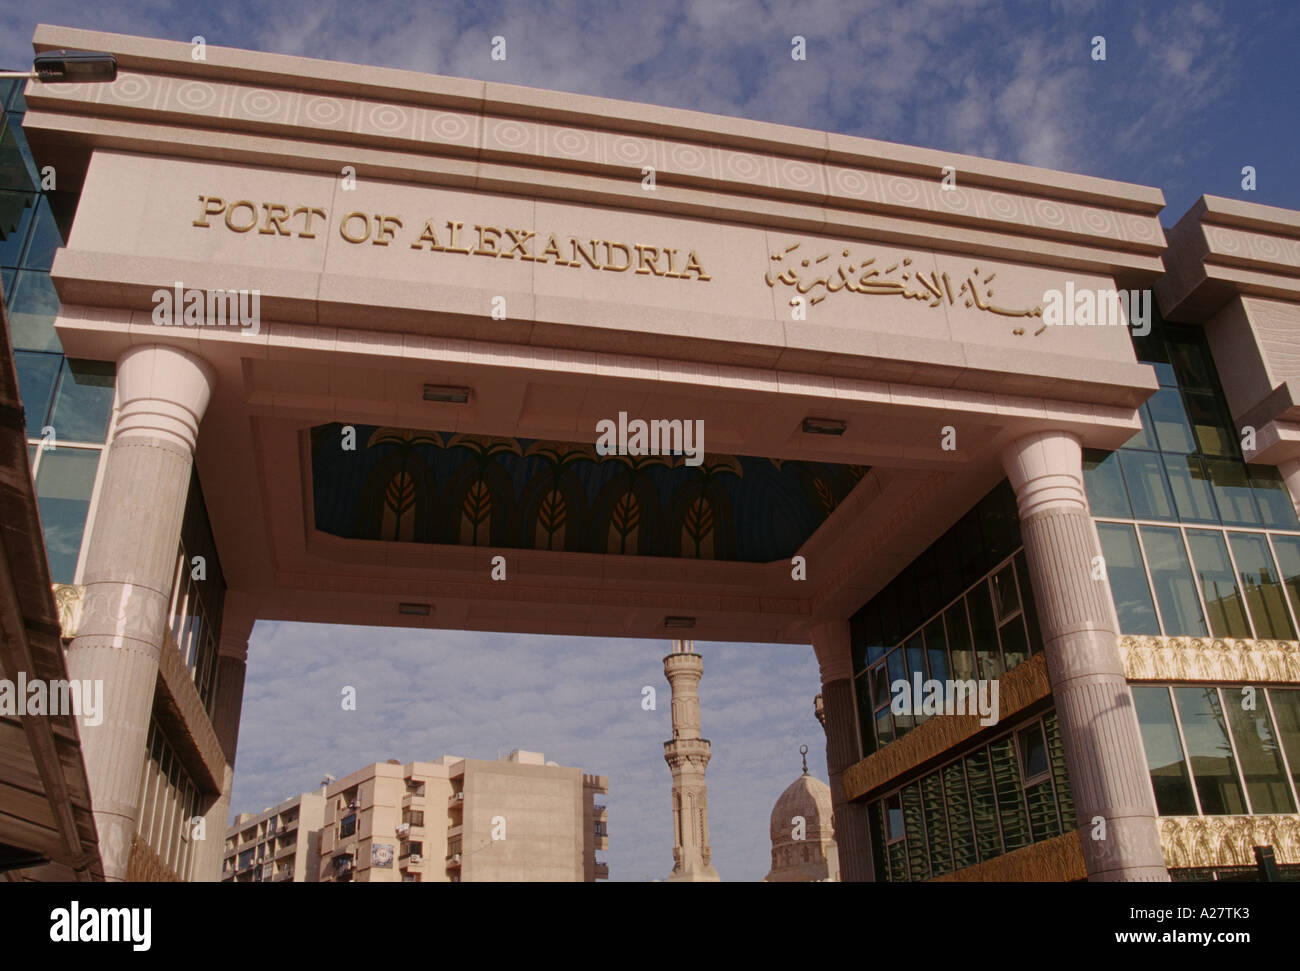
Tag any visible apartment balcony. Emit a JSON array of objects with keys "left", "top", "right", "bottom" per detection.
[
  {"left": 275, "top": 842, "right": 296, "bottom": 860},
  {"left": 593, "top": 805, "right": 608, "bottom": 821},
  {"left": 593, "top": 862, "right": 609, "bottom": 880},
  {"left": 594, "top": 836, "right": 609, "bottom": 851},
  {"left": 402, "top": 793, "right": 426, "bottom": 810},
  {"left": 447, "top": 823, "right": 463, "bottom": 840},
  {"left": 447, "top": 791, "right": 465, "bottom": 809},
  {"left": 445, "top": 852, "right": 462, "bottom": 870}
]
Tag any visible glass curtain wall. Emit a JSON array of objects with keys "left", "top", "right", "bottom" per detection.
[{"left": 1, "top": 78, "right": 113, "bottom": 584}]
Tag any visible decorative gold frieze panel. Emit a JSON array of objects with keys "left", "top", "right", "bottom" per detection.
[
  {"left": 1160, "top": 814, "right": 1300, "bottom": 868},
  {"left": 52, "top": 583, "right": 85, "bottom": 639},
  {"left": 126, "top": 832, "right": 180, "bottom": 882},
  {"left": 843, "top": 653, "right": 1050, "bottom": 801},
  {"left": 1119, "top": 635, "right": 1300, "bottom": 683},
  {"left": 930, "top": 830, "right": 1085, "bottom": 882}
]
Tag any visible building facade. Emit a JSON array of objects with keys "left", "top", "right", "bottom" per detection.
[
  {"left": 314, "top": 752, "right": 608, "bottom": 883},
  {"left": 222, "top": 790, "right": 325, "bottom": 882},
  {"left": 6, "top": 24, "right": 1300, "bottom": 882}
]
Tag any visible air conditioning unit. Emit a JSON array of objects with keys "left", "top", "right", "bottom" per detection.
[
  {"left": 452, "top": 853, "right": 461, "bottom": 863},
  {"left": 454, "top": 792, "right": 464, "bottom": 801},
  {"left": 409, "top": 854, "right": 422, "bottom": 864},
  {"left": 347, "top": 799, "right": 359, "bottom": 810},
  {"left": 395, "top": 823, "right": 410, "bottom": 837}
]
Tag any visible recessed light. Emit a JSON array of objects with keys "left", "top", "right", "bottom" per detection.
[
  {"left": 664, "top": 616, "right": 695, "bottom": 629},
  {"left": 422, "top": 385, "right": 471, "bottom": 404},
  {"left": 398, "top": 603, "right": 432, "bottom": 616},
  {"left": 802, "top": 417, "right": 846, "bottom": 436}
]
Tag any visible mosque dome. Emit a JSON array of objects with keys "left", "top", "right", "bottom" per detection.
[
  {"left": 769, "top": 772, "right": 835, "bottom": 842},
  {"left": 764, "top": 746, "right": 840, "bottom": 882}
]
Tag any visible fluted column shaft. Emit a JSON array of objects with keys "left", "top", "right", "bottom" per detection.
[
  {"left": 64, "top": 345, "right": 216, "bottom": 881},
  {"left": 1002, "top": 430, "right": 1168, "bottom": 881},
  {"left": 811, "top": 621, "right": 871, "bottom": 882}
]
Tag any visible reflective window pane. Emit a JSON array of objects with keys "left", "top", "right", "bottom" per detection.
[
  {"left": 1223, "top": 686, "right": 1295, "bottom": 814},
  {"left": 13, "top": 349, "right": 59, "bottom": 438},
  {"left": 1140, "top": 526, "right": 1208, "bottom": 636},
  {"left": 885, "top": 792, "right": 904, "bottom": 843},
  {"left": 1044, "top": 712, "right": 1074, "bottom": 829},
  {"left": 7, "top": 269, "right": 61, "bottom": 352},
  {"left": 1146, "top": 387, "right": 1196, "bottom": 454},
  {"left": 998, "top": 616, "right": 1030, "bottom": 672},
  {"left": 944, "top": 602, "right": 976, "bottom": 681},
  {"left": 1120, "top": 450, "right": 1176, "bottom": 520},
  {"left": 1097, "top": 523, "right": 1159, "bottom": 635},
  {"left": 1227, "top": 531, "right": 1296, "bottom": 640},
  {"left": 1247, "top": 465, "right": 1299, "bottom": 528},
  {"left": 1185, "top": 529, "right": 1252, "bottom": 638},
  {"left": 1269, "top": 535, "right": 1300, "bottom": 630},
  {"left": 901, "top": 783, "right": 928, "bottom": 882},
  {"left": 1185, "top": 391, "right": 1236, "bottom": 458},
  {"left": 1016, "top": 722, "right": 1049, "bottom": 780},
  {"left": 967, "top": 582, "right": 1003, "bottom": 680},
  {"left": 943, "top": 761, "right": 976, "bottom": 871},
  {"left": 963, "top": 749, "right": 1001, "bottom": 863},
  {"left": 1083, "top": 449, "right": 1131, "bottom": 518},
  {"left": 1163, "top": 454, "right": 1219, "bottom": 524},
  {"left": 48, "top": 358, "right": 114, "bottom": 443},
  {"left": 1119, "top": 402, "right": 1158, "bottom": 450},
  {"left": 990, "top": 563, "right": 1019, "bottom": 621},
  {"left": 1133, "top": 328, "right": 1177, "bottom": 386},
  {"left": 921, "top": 771, "right": 951, "bottom": 877},
  {"left": 0, "top": 189, "right": 36, "bottom": 266},
  {"left": 990, "top": 734, "right": 1031, "bottom": 852},
  {"left": 1014, "top": 551, "right": 1044, "bottom": 654},
  {"left": 20, "top": 194, "right": 63, "bottom": 270},
  {"left": 923, "top": 618, "right": 947, "bottom": 683},
  {"left": 1133, "top": 686, "right": 1198, "bottom": 815},
  {"left": 1207, "top": 459, "right": 1260, "bottom": 526},
  {"left": 1270, "top": 689, "right": 1300, "bottom": 799},
  {"left": 34, "top": 448, "right": 100, "bottom": 584},
  {"left": 1174, "top": 687, "right": 1247, "bottom": 815},
  {"left": 1168, "top": 339, "right": 1214, "bottom": 391}
]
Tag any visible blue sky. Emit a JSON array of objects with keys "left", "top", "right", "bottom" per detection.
[
  {"left": 5, "top": 0, "right": 1296, "bottom": 880},
  {"left": 2, "top": 0, "right": 1295, "bottom": 220}
]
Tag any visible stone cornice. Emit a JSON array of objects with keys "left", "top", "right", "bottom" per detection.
[
  {"left": 26, "top": 26, "right": 1166, "bottom": 277},
  {"left": 1158, "top": 195, "right": 1300, "bottom": 320}
]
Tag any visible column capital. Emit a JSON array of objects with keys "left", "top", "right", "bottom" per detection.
[
  {"left": 810, "top": 619, "right": 853, "bottom": 684},
  {"left": 114, "top": 344, "right": 217, "bottom": 452},
  {"left": 1000, "top": 429, "right": 1088, "bottom": 519}
]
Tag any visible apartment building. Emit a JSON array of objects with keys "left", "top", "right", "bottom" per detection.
[
  {"left": 315, "top": 752, "right": 609, "bottom": 883},
  {"left": 221, "top": 791, "right": 325, "bottom": 883}
]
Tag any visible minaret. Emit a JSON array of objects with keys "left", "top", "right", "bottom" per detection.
[{"left": 663, "top": 639, "right": 720, "bottom": 881}]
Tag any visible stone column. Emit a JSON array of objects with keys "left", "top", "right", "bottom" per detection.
[
  {"left": 1001, "top": 430, "right": 1169, "bottom": 881},
  {"left": 810, "top": 621, "right": 871, "bottom": 882},
  {"left": 663, "top": 639, "right": 720, "bottom": 881},
  {"left": 64, "top": 345, "right": 216, "bottom": 881}
]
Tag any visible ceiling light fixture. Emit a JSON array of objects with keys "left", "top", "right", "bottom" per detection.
[
  {"left": 802, "top": 417, "right": 847, "bottom": 436},
  {"left": 422, "top": 384, "right": 471, "bottom": 404}
]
